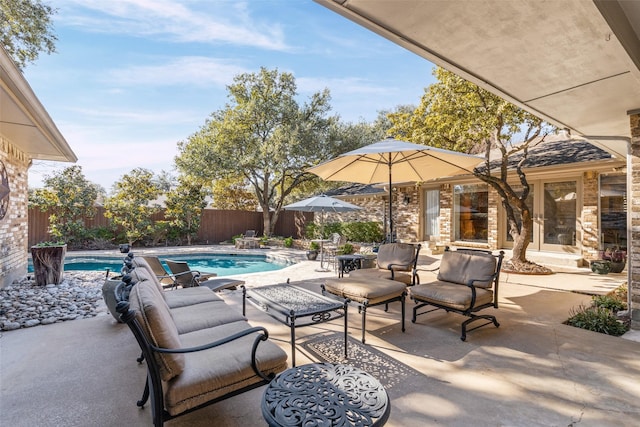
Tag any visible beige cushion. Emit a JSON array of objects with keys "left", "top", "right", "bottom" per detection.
[
  {"left": 130, "top": 257, "right": 163, "bottom": 290},
  {"left": 171, "top": 302, "right": 246, "bottom": 334},
  {"left": 129, "top": 265, "right": 223, "bottom": 308},
  {"left": 376, "top": 243, "right": 416, "bottom": 271},
  {"left": 409, "top": 281, "right": 494, "bottom": 311},
  {"left": 129, "top": 279, "right": 185, "bottom": 381},
  {"left": 164, "top": 321, "right": 289, "bottom": 416},
  {"left": 324, "top": 277, "right": 406, "bottom": 305},
  {"left": 438, "top": 251, "right": 496, "bottom": 288},
  {"left": 348, "top": 268, "right": 412, "bottom": 285}
]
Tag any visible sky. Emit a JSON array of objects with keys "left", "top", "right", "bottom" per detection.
[{"left": 24, "top": 0, "right": 436, "bottom": 192}]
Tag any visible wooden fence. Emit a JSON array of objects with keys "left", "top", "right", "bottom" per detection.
[{"left": 28, "top": 207, "right": 312, "bottom": 247}]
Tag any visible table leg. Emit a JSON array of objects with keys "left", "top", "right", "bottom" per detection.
[
  {"left": 290, "top": 315, "right": 296, "bottom": 367},
  {"left": 343, "top": 302, "right": 348, "bottom": 360}
]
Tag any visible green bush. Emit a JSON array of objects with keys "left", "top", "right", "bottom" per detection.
[
  {"left": 566, "top": 304, "right": 628, "bottom": 336},
  {"left": 283, "top": 236, "right": 294, "bottom": 248},
  {"left": 337, "top": 242, "right": 354, "bottom": 255},
  {"left": 304, "top": 221, "right": 383, "bottom": 242},
  {"left": 309, "top": 241, "right": 320, "bottom": 251},
  {"left": 592, "top": 295, "right": 626, "bottom": 312}
]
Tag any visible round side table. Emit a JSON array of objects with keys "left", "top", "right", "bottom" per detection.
[{"left": 262, "top": 362, "right": 390, "bottom": 427}]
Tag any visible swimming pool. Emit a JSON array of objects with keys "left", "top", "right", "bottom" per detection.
[{"left": 27, "top": 254, "right": 291, "bottom": 277}]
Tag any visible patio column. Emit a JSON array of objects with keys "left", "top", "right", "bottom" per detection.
[{"left": 630, "top": 111, "right": 640, "bottom": 329}]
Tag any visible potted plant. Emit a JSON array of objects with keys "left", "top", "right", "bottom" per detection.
[
  {"left": 31, "top": 241, "right": 67, "bottom": 286},
  {"left": 603, "top": 247, "right": 626, "bottom": 273},
  {"left": 307, "top": 241, "right": 320, "bottom": 260}
]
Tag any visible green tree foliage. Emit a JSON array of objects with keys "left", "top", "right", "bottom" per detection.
[
  {"left": 176, "top": 67, "right": 342, "bottom": 235},
  {"left": 104, "top": 168, "right": 161, "bottom": 246},
  {"left": 0, "top": 0, "right": 57, "bottom": 69},
  {"left": 152, "top": 169, "right": 176, "bottom": 192},
  {"left": 29, "top": 166, "right": 97, "bottom": 245},
  {"left": 388, "top": 67, "right": 554, "bottom": 269},
  {"left": 164, "top": 176, "right": 208, "bottom": 245},
  {"left": 210, "top": 176, "right": 257, "bottom": 210}
]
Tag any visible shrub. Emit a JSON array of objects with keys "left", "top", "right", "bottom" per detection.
[
  {"left": 566, "top": 304, "right": 628, "bottom": 336},
  {"left": 592, "top": 295, "right": 626, "bottom": 312},
  {"left": 283, "top": 236, "right": 294, "bottom": 248},
  {"left": 337, "top": 242, "right": 354, "bottom": 255},
  {"left": 309, "top": 241, "right": 320, "bottom": 251}
]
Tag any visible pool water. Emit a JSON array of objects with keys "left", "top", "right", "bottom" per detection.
[{"left": 28, "top": 254, "right": 289, "bottom": 277}]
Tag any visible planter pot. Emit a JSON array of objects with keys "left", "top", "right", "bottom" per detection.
[
  {"left": 609, "top": 261, "right": 626, "bottom": 274},
  {"left": 306, "top": 250, "right": 319, "bottom": 261},
  {"left": 31, "top": 244, "right": 66, "bottom": 286},
  {"left": 590, "top": 260, "right": 611, "bottom": 275},
  {"left": 102, "top": 276, "right": 124, "bottom": 323}
]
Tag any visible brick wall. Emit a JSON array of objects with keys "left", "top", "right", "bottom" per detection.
[
  {"left": 630, "top": 113, "right": 640, "bottom": 328},
  {"left": 0, "top": 137, "right": 30, "bottom": 288}
]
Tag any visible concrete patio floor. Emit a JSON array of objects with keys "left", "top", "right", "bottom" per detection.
[{"left": 2, "top": 246, "right": 639, "bottom": 426}]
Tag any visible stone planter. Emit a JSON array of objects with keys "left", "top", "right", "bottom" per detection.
[
  {"left": 102, "top": 276, "right": 124, "bottom": 323},
  {"left": 31, "top": 244, "right": 66, "bottom": 286},
  {"left": 306, "top": 250, "right": 319, "bottom": 261},
  {"left": 590, "top": 260, "right": 611, "bottom": 275},
  {"left": 609, "top": 261, "right": 626, "bottom": 274}
]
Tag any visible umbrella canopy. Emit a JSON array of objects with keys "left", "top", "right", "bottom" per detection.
[
  {"left": 307, "top": 138, "right": 482, "bottom": 241},
  {"left": 283, "top": 194, "right": 361, "bottom": 213}
]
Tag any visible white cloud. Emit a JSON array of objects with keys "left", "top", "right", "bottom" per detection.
[
  {"left": 297, "top": 76, "right": 394, "bottom": 96},
  {"left": 105, "top": 56, "right": 249, "bottom": 87},
  {"left": 60, "top": 0, "right": 289, "bottom": 50}
]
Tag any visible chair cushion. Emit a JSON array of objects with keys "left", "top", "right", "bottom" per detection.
[
  {"left": 437, "top": 251, "right": 497, "bottom": 288},
  {"left": 324, "top": 277, "right": 406, "bottom": 305},
  {"left": 130, "top": 267, "right": 223, "bottom": 308},
  {"left": 409, "top": 281, "right": 494, "bottom": 311},
  {"left": 165, "top": 321, "right": 288, "bottom": 416},
  {"left": 171, "top": 302, "right": 246, "bottom": 334},
  {"left": 348, "top": 268, "right": 412, "bottom": 285},
  {"left": 129, "top": 279, "right": 185, "bottom": 381},
  {"left": 376, "top": 243, "right": 416, "bottom": 271}
]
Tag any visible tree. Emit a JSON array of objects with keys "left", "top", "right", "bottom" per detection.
[
  {"left": 210, "top": 176, "right": 256, "bottom": 210},
  {"left": 176, "top": 67, "right": 342, "bottom": 235},
  {"left": 164, "top": 175, "right": 208, "bottom": 245},
  {"left": 104, "top": 168, "right": 161, "bottom": 246},
  {"left": 0, "top": 0, "right": 57, "bottom": 70},
  {"left": 388, "top": 67, "right": 555, "bottom": 272},
  {"left": 153, "top": 169, "right": 176, "bottom": 192},
  {"left": 29, "top": 165, "right": 97, "bottom": 246}
]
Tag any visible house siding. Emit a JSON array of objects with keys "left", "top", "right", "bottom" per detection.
[{"left": 0, "top": 137, "right": 30, "bottom": 288}]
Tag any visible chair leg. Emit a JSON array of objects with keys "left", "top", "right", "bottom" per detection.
[
  {"left": 401, "top": 293, "right": 406, "bottom": 333},
  {"left": 461, "top": 314, "right": 499, "bottom": 341},
  {"left": 361, "top": 302, "right": 368, "bottom": 344},
  {"left": 137, "top": 378, "right": 150, "bottom": 407}
]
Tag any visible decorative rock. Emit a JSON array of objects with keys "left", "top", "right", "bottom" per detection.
[{"left": 0, "top": 271, "right": 107, "bottom": 331}]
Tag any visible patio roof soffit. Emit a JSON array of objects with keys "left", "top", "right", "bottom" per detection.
[
  {"left": 0, "top": 47, "right": 76, "bottom": 163},
  {"left": 314, "top": 0, "right": 640, "bottom": 157}
]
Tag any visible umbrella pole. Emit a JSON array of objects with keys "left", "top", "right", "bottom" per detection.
[{"left": 388, "top": 156, "right": 394, "bottom": 243}]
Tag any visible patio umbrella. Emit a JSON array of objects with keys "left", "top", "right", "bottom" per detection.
[
  {"left": 307, "top": 138, "right": 482, "bottom": 242},
  {"left": 284, "top": 195, "right": 361, "bottom": 271}
]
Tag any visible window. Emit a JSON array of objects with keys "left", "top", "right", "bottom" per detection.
[{"left": 454, "top": 184, "right": 488, "bottom": 242}]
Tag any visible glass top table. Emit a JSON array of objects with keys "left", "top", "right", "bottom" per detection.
[{"left": 246, "top": 283, "right": 348, "bottom": 366}]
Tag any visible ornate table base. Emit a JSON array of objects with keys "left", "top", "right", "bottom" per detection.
[{"left": 262, "top": 363, "right": 390, "bottom": 427}]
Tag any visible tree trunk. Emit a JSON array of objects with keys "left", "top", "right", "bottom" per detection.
[
  {"left": 31, "top": 244, "right": 66, "bottom": 286},
  {"left": 262, "top": 210, "right": 272, "bottom": 237},
  {"left": 511, "top": 219, "right": 531, "bottom": 264}
]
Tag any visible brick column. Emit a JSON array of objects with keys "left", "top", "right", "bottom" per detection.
[
  {"left": 630, "top": 112, "right": 640, "bottom": 329},
  {"left": 581, "top": 171, "right": 599, "bottom": 260}
]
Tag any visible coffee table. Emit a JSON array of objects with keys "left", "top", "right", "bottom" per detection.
[
  {"left": 246, "top": 283, "right": 348, "bottom": 366},
  {"left": 262, "top": 363, "right": 390, "bottom": 427}
]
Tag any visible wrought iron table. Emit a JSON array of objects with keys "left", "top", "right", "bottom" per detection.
[
  {"left": 246, "top": 284, "right": 348, "bottom": 366},
  {"left": 262, "top": 363, "right": 390, "bottom": 427}
]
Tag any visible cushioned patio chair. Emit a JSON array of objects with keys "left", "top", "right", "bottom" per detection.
[
  {"left": 164, "top": 259, "right": 215, "bottom": 287},
  {"left": 141, "top": 256, "right": 178, "bottom": 289},
  {"left": 348, "top": 242, "right": 422, "bottom": 286},
  {"left": 409, "top": 248, "right": 504, "bottom": 341}
]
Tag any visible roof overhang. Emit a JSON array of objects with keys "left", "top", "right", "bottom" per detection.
[
  {"left": 314, "top": 0, "right": 640, "bottom": 157},
  {"left": 0, "top": 47, "right": 76, "bottom": 162}
]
